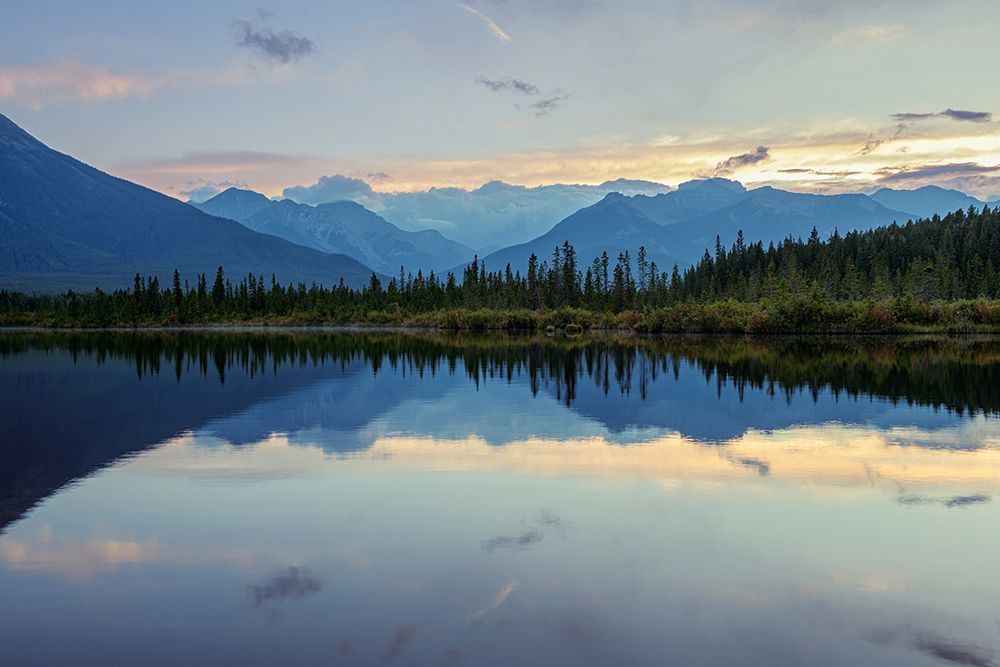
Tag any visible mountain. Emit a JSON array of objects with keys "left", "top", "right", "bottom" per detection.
[
  {"left": 193, "top": 187, "right": 273, "bottom": 221},
  {"left": 629, "top": 178, "right": 750, "bottom": 223},
  {"left": 480, "top": 194, "right": 687, "bottom": 273},
  {"left": 480, "top": 181, "right": 913, "bottom": 274},
  {"left": 194, "top": 189, "right": 474, "bottom": 274},
  {"left": 870, "top": 185, "right": 985, "bottom": 219},
  {"left": 662, "top": 187, "right": 910, "bottom": 257},
  {"left": 0, "top": 113, "right": 375, "bottom": 291},
  {"left": 280, "top": 175, "right": 673, "bottom": 250}
]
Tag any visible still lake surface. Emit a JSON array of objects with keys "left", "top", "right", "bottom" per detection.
[{"left": 2, "top": 331, "right": 1000, "bottom": 666}]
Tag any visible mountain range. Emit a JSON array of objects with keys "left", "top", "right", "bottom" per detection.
[
  {"left": 193, "top": 188, "right": 473, "bottom": 275},
  {"left": 2, "top": 111, "right": 994, "bottom": 293},
  {"left": 0, "top": 113, "right": 374, "bottom": 291},
  {"left": 276, "top": 175, "right": 674, "bottom": 250},
  {"left": 479, "top": 178, "right": 929, "bottom": 273},
  {"left": 869, "top": 185, "right": 987, "bottom": 219}
]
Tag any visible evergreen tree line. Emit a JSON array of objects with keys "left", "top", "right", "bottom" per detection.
[
  {"left": 1, "top": 204, "right": 999, "bottom": 327},
  {"left": 5, "top": 331, "right": 1000, "bottom": 415}
]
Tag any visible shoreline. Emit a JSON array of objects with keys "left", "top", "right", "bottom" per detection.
[{"left": 3, "top": 321, "right": 1000, "bottom": 337}]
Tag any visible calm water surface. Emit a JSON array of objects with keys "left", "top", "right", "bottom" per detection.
[{"left": 2, "top": 331, "right": 1000, "bottom": 666}]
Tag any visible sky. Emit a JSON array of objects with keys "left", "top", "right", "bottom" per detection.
[{"left": 2, "top": 0, "right": 999, "bottom": 200}]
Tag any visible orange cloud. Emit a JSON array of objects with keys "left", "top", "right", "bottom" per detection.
[{"left": 0, "top": 60, "right": 158, "bottom": 110}]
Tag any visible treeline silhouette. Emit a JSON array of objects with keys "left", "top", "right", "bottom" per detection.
[
  {"left": 4, "top": 331, "right": 1000, "bottom": 416},
  {"left": 2, "top": 205, "right": 1000, "bottom": 330}
]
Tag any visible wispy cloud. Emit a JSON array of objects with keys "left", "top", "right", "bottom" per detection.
[
  {"left": 530, "top": 92, "right": 571, "bottom": 117},
  {"left": 382, "top": 624, "right": 418, "bottom": 660},
  {"left": 892, "top": 109, "right": 993, "bottom": 123},
  {"left": 458, "top": 3, "right": 512, "bottom": 42},
  {"left": 713, "top": 145, "right": 771, "bottom": 176},
  {"left": 829, "top": 24, "right": 906, "bottom": 46},
  {"left": 474, "top": 73, "right": 568, "bottom": 118},
  {"left": 232, "top": 10, "right": 316, "bottom": 64},
  {"left": 877, "top": 162, "right": 1000, "bottom": 182},
  {"left": 475, "top": 76, "right": 539, "bottom": 95},
  {"left": 481, "top": 529, "right": 544, "bottom": 552},
  {"left": 913, "top": 634, "right": 995, "bottom": 667},
  {"left": 469, "top": 581, "right": 518, "bottom": 626},
  {"left": 857, "top": 108, "right": 992, "bottom": 156},
  {"left": 0, "top": 60, "right": 157, "bottom": 110},
  {"left": 180, "top": 179, "right": 249, "bottom": 202},
  {"left": 248, "top": 566, "right": 322, "bottom": 608},
  {"left": 898, "top": 493, "right": 992, "bottom": 508}
]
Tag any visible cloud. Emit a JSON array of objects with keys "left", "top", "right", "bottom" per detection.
[
  {"left": 944, "top": 494, "right": 991, "bottom": 507},
  {"left": 829, "top": 24, "right": 906, "bottom": 46},
  {"left": 713, "top": 145, "right": 771, "bottom": 176},
  {"left": 0, "top": 59, "right": 157, "bottom": 110},
  {"left": 481, "top": 529, "right": 544, "bottom": 552},
  {"left": 897, "top": 493, "right": 991, "bottom": 508},
  {"left": 458, "top": 3, "right": 512, "bottom": 42},
  {"left": 365, "top": 171, "right": 391, "bottom": 183},
  {"left": 475, "top": 76, "right": 540, "bottom": 95},
  {"left": 480, "top": 510, "right": 567, "bottom": 553},
  {"left": 877, "top": 162, "right": 1000, "bottom": 182},
  {"left": 474, "top": 74, "right": 568, "bottom": 117},
  {"left": 281, "top": 174, "right": 376, "bottom": 205},
  {"left": 180, "top": 179, "right": 249, "bottom": 203},
  {"left": 469, "top": 581, "right": 518, "bottom": 626},
  {"left": 778, "top": 168, "right": 862, "bottom": 177},
  {"left": 123, "top": 150, "right": 308, "bottom": 181},
  {"left": 248, "top": 566, "right": 322, "bottom": 607},
  {"left": 531, "top": 93, "right": 571, "bottom": 117},
  {"left": 912, "top": 633, "right": 995, "bottom": 667},
  {"left": 859, "top": 108, "right": 992, "bottom": 156},
  {"left": 382, "top": 624, "right": 418, "bottom": 659},
  {"left": 857, "top": 124, "right": 905, "bottom": 156},
  {"left": 867, "top": 626, "right": 996, "bottom": 667},
  {"left": 892, "top": 109, "right": 993, "bottom": 123},
  {"left": 232, "top": 11, "right": 316, "bottom": 64}
]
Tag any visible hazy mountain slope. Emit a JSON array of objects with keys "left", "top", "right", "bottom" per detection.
[
  {"left": 0, "top": 113, "right": 375, "bottom": 291},
  {"left": 281, "top": 176, "right": 673, "bottom": 250},
  {"left": 480, "top": 182, "right": 913, "bottom": 274},
  {"left": 870, "top": 185, "right": 985, "bottom": 219},
  {"left": 664, "top": 188, "right": 911, "bottom": 260},
  {"left": 481, "top": 194, "right": 686, "bottom": 274},
  {"left": 196, "top": 189, "right": 474, "bottom": 274}
]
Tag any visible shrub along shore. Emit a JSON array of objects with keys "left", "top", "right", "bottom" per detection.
[{"left": 4, "top": 297, "right": 1000, "bottom": 334}]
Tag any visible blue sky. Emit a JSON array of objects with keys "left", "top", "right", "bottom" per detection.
[{"left": 2, "top": 0, "right": 999, "bottom": 199}]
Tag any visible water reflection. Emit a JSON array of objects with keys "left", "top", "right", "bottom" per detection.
[{"left": 1, "top": 331, "right": 999, "bottom": 666}]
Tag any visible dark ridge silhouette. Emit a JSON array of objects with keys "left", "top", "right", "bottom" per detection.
[{"left": 0, "top": 113, "right": 375, "bottom": 292}]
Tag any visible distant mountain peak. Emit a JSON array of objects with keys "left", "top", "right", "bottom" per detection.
[
  {"left": 874, "top": 184, "right": 962, "bottom": 196},
  {"left": 208, "top": 187, "right": 270, "bottom": 202},
  {"left": 194, "top": 187, "right": 276, "bottom": 222},
  {"left": 870, "top": 185, "right": 983, "bottom": 219},
  {"left": 676, "top": 178, "right": 747, "bottom": 194},
  {"left": 598, "top": 177, "right": 668, "bottom": 189},
  {"left": 474, "top": 180, "right": 521, "bottom": 194}
]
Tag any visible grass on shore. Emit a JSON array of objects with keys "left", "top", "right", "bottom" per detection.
[{"left": 5, "top": 297, "right": 1000, "bottom": 334}]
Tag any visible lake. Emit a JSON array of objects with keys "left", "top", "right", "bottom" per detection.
[{"left": 2, "top": 331, "right": 999, "bottom": 666}]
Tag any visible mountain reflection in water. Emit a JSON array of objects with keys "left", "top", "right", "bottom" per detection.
[{"left": 1, "top": 331, "right": 999, "bottom": 667}]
